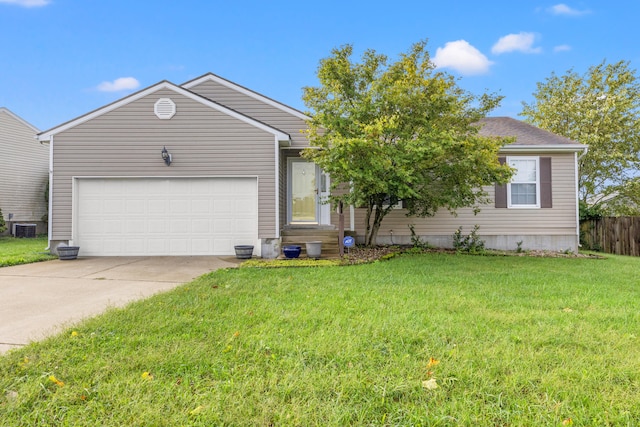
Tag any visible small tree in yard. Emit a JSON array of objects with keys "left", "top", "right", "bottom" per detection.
[{"left": 302, "top": 41, "right": 513, "bottom": 246}]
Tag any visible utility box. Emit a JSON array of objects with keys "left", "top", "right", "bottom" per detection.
[{"left": 13, "top": 223, "right": 37, "bottom": 238}]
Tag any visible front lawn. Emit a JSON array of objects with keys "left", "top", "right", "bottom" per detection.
[
  {"left": 0, "top": 236, "right": 55, "bottom": 267},
  {"left": 1, "top": 253, "right": 639, "bottom": 425}
]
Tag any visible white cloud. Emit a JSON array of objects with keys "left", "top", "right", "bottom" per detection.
[
  {"left": 554, "top": 44, "right": 572, "bottom": 52},
  {"left": 96, "top": 77, "right": 140, "bottom": 92},
  {"left": 432, "top": 40, "right": 493, "bottom": 76},
  {"left": 492, "top": 32, "right": 542, "bottom": 55},
  {"left": 548, "top": 3, "right": 590, "bottom": 16},
  {"left": 0, "top": 0, "right": 51, "bottom": 6}
]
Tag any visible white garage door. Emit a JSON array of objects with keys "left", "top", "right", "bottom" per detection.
[{"left": 75, "top": 178, "right": 258, "bottom": 256}]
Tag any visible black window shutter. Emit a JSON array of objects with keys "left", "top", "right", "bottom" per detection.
[
  {"left": 495, "top": 157, "right": 507, "bottom": 208},
  {"left": 540, "top": 157, "right": 552, "bottom": 208}
]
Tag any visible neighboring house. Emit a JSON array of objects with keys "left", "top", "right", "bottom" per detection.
[
  {"left": 38, "top": 74, "right": 586, "bottom": 256},
  {"left": 0, "top": 107, "right": 48, "bottom": 235},
  {"left": 586, "top": 191, "right": 640, "bottom": 216}
]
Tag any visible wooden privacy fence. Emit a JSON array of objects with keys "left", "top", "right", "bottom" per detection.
[{"left": 580, "top": 217, "right": 640, "bottom": 256}]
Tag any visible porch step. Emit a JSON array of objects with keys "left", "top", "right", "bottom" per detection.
[{"left": 281, "top": 228, "right": 340, "bottom": 258}]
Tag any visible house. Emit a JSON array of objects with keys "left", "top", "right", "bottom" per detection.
[
  {"left": 0, "top": 107, "right": 48, "bottom": 236},
  {"left": 38, "top": 74, "right": 586, "bottom": 256},
  {"left": 369, "top": 117, "right": 587, "bottom": 252}
]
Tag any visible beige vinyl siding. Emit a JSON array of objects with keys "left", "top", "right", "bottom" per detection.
[
  {"left": 51, "top": 89, "right": 277, "bottom": 240},
  {"left": 188, "top": 81, "right": 311, "bottom": 148},
  {"left": 346, "top": 153, "right": 577, "bottom": 239},
  {"left": 0, "top": 109, "right": 47, "bottom": 224}
]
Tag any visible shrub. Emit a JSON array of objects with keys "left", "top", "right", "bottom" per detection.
[
  {"left": 0, "top": 208, "right": 6, "bottom": 234},
  {"left": 453, "top": 225, "right": 485, "bottom": 254},
  {"left": 579, "top": 200, "right": 605, "bottom": 221},
  {"left": 408, "top": 224, "right": 432, "bottom": 250}
]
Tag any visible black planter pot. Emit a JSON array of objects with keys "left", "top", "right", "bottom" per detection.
[
  {"left": 283, "top": 245, "right": 302, "bottom": 259},
  {"left": 234, "top": 245, "right": 254, "bottom": 259}
]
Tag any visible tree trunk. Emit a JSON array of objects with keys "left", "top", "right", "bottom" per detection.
[
  {"left": 364, "top": 203, "right": 374, "bottom": 246},
  {"left": 365, "top": 203, "right": 386, "bottom": 246}
]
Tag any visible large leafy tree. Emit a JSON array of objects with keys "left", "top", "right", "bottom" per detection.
[
  {"left": 302, "top": 41, "right": 513, "bottom": 246},
  {"left": 521, "top": 60, "right": 640, "bottom": 215}
]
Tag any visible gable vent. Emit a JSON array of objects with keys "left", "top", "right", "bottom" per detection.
[{"left": 154, "top": 98, "right": 176, "bottom": 119}]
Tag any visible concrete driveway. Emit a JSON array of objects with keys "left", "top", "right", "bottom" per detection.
[{"left": 0, "top": 256, "right": 239, "bottom": 354}]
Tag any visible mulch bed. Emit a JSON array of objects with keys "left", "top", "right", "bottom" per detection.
[{"left": 341, "top": 245, "right": 604, "bottom": 263}]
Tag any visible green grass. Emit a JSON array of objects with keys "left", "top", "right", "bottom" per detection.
[
  {"left": 1, "top": 253, "right": 640, "bottom": 425},
  {"left": 0, "top": 236, "right": 55, "bottom": 267}
]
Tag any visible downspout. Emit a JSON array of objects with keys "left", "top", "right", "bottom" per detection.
[{"left": 47, "top": 135, "right": 54, "bottom": 250}]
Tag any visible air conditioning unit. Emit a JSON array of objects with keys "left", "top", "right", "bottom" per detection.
[{"left": 13, "top": 223, "right": 37, "bottom": 238}]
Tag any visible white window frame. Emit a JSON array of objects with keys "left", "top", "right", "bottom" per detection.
[{"left": 507, "top": 156, "right": 540, "bottom": 209}]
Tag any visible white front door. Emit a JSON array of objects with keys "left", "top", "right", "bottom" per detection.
[{"left": 288, "top": 159, "right": 331, "bottom": 225}]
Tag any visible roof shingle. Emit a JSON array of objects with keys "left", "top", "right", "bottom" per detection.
[{"left": 477, "top": 116, "right": 583, "bottom": 147}]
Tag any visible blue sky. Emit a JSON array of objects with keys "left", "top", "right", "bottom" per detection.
[{"left": 1, "top": 0, "right": 637, "bottom": 131}]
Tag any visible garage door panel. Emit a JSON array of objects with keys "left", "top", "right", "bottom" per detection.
[
  {"left": 148, "top": 200, "right": 166, "bottom": 214},
  {"left": 76, "top": 178, "right": 258, "bottom": 256},
  {"left": 191, "top": 199, "right": 211, "bottom": 213},
  {"left": 122, "top": 238, "right": 145, "bottom": 254},
  {"left": 103, "top": 201, "right": 124, "bottom": 214},
  {"left": 167, "top": 180, "right": 189, "bottom": 193},
  {"left": 192, "top": 219, "right": 211, "bottom": 232},
  {"left": 102, "top": 181, "right": 122, "bottom": 194},
  {"left": 125, "top": 219, "right": 146, "bottom": 233},
  {"left": 170, "top": 200, "right": 189, "bottom": 214},
  {"left": 213, "top": 239, "right": 233, "bottom": 253},
  {"left": 103, "top": 240, "right": 123, "bottom": 254},
  {"left": 148, "top": 219, "right": 167, "bottom": 234},
  {"left": 148, "top": 183, "right": 167, "bottom": 196},
  {"left": 79, "top": 219, "right": 103, "bottom": 233},
  {"left": 170, "top": 239, "right": 189, "bottom": 254},
  {"left": 235, "top": 198, "right": 256, "bottom": 212},
  {"left": 104, "top": 220, "right": 123, "bottom": 233},
  {"left": 126, "top": 200, "right": 145, "bottom": 214},
  {"left": 213, "top": 218, "right": 232, "bottom": 232},
  {"left": 147, "top": 239, "right": 168, "bottom": 254},
  {"left": 190, "top": 180, "right": 212, "bottom": 194},
  {"left": 170, "top": 219, "right": 189, "bottom": 234},
  {"left": 191, "top": 239, "right": 210, "bottom": 254},
  {"left": 236, "top": 218, "right": 257, "bottom": 230},
  {"left": 213, "top": 202, "right": 234, "bottom": 215}
]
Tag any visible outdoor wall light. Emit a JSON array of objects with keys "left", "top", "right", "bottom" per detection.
[{"left": 161, "top": 146, "right": 172, "bottom": 166}]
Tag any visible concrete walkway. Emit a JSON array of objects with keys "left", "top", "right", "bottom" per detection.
[{"left": 0, "top": 256, "right": 239, "bottom": 354}]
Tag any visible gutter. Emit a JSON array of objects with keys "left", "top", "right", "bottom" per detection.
[{"left": 500, "top": 144, "right": 588, "bottom": 154}]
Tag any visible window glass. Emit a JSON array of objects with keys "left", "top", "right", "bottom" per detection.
[
  {"left": 508, "top": 157, "right": 539, "bottom": 207},
  {"left": 511, "top": 183, "right": 537, "bottom": 205},
  {"left": 510, "top": 159, "right": 537, "bottom": 182}
]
